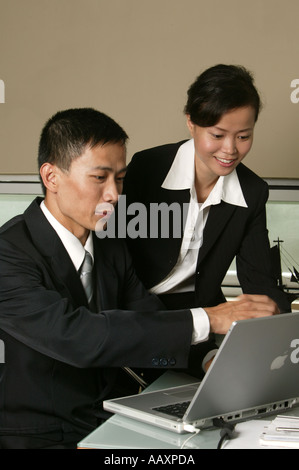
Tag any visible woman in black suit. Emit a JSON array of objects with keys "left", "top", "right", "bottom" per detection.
[{"left": 123, "top": 64, "right": 290, "bottom": 335}]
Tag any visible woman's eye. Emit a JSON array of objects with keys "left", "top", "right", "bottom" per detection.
[{"left": 212, "top": 134, "right": 223, "bottom": 139}]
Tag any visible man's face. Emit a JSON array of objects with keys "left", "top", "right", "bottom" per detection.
[{"left": 45, "top": 142, "right": 126, "bottom": 243}]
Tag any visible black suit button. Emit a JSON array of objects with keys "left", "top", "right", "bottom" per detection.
[
  {"left": 152, "top": 357, "right": 159, "bottom": 366},
  {"left": 159, "top": 357, "right": 168, "bottom": 367}
]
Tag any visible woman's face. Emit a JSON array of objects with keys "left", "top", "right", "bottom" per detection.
[{"left": 187, "top": 106, "right": 256, "bottom": 182}]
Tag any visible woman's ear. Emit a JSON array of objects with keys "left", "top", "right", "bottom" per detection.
[
  {"left": 186, "top": 114, "right": 195, "bottom": 137},
  {"left": 39, "top": 163, "right": 59, "bottom": 194}
]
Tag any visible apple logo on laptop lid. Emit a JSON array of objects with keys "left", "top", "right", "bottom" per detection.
[{"left": 270, "top": 339, "right": 299, "bottom": 370}]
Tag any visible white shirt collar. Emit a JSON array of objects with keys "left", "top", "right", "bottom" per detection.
[
  {"left": 162, "top": 139, "right": 195, "bottom": 190},
  {"left": 162, "top": 139, "right": 247, "bottom": 208},
  {"left": 40, "top": 200, "right": 94, "bottom": 271}
]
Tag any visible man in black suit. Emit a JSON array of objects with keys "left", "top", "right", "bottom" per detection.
[{"left": 0, "top": 107, "right": 279, "bottom": 449}]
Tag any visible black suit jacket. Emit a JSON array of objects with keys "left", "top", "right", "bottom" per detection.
[
  {"left": 0, "top": 198, "right": 195, "bottom": 448},
  {"left": 123, "top": 141, "right": 291, "bottom": 313}
]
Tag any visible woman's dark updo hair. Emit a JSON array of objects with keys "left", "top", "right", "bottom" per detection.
[{"left": 184, "top": 64, "right": 261, "bottom": 127}]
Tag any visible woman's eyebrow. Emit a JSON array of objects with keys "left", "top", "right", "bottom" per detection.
[{"left": 213, "top": 126, "right": 253, "bottom": 132}]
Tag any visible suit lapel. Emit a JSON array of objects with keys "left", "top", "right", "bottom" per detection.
[
  {"left": 50, "top": 243, "right": 88, "bottom": 308},
  {"left": 197, "top": 201, "right": 237, "bottom": 266},
  {"left": 159, "top": 189, "right": 237, "bottom": 270},
  {"left": 24, "top": 198, "right": 120, "bottom": 312},
  {"left": 158, "top": 187, "right": 190, "bottom": 259},
  {"left": 24, "top": 198, "right": 88, "bottom": 309},
  {"left": 92, "top": 236, "right": 119, "bottom": 310}
]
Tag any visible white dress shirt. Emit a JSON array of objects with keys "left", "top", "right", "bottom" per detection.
[
  {"left": 150, "top": 139, "right": 248, "bottom": 345},
  {"left": 40, "top": 201, "right": 94, "bottom": 270}
]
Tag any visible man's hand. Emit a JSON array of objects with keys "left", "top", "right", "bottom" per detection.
[{"left": 205, "top": 294, "right": 280, "bottom": 335}]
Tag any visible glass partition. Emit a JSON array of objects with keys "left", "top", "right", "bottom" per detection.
[
  {"left": 223, "top": 179, "right": 299, "bottom": 308},
  {"left": 0, "top": 175, "right": 42, "bottom": 227},
  {"left": 0, "top": 194, "right": 39, "bottom": 226}
]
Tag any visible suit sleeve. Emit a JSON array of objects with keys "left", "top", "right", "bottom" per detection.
[
  {"left": 236, "top": 182, "right": 291, "bottom": 312},
  {"left": 0, "top": 236, "right": 193, "bottom": 370}
]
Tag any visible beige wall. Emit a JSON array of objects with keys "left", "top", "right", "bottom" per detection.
[{"left": 0, "top": 0, "right": 298, "bottom": 177}]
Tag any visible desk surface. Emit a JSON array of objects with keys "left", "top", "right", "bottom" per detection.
[{"left": 77, "top": 371, "right": 299, "bottom": 450}]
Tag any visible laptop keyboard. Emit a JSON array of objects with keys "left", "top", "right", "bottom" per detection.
[{"left": 153, "top": 401, "right": 191, "bottom": 419}]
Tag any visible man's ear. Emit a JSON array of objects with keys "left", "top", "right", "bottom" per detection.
[{"left": 40, "top": 163, "right": 59, "bottom": 193}]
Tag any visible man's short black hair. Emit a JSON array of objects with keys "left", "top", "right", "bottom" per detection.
[{"left": 38, "top": 107, "right": 128, "bottom": 172}]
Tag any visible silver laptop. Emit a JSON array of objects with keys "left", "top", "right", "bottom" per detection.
[{"left": 104, "top": 312, "right": 299, "bottom": 433}]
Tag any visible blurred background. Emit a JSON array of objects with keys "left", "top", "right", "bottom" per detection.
[
  {"left": 0, "top": 0, "right": 298, "bottom": 301},
  {"left": 0, "top": 0, "right": 298, "bottom": 176}
]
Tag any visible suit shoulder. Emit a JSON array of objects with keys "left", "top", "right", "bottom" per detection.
[
  {"left": 0, "top": 214, "right": 35, "bottom": 265},
  {"left": 237, "top": 163, "right": 268, "bottom": 201},
  {"left": 0, "top": 198, "right": 42, "bottom": 242},
  {"left": 0, "top": 213, "right": 26, "bottom": 239},
  {"left": 130, "top": 140, "right": 187, "bottom": 168},
  {"left": 125, "top": 141, "right": 188, "bottom": 193},
  {"left": 237, "top": 163, "right": 266, "bottom": 184}
]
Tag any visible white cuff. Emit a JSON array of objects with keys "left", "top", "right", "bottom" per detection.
[{"left": 190, "top": 308, "right": 210, "bottom": 344}]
